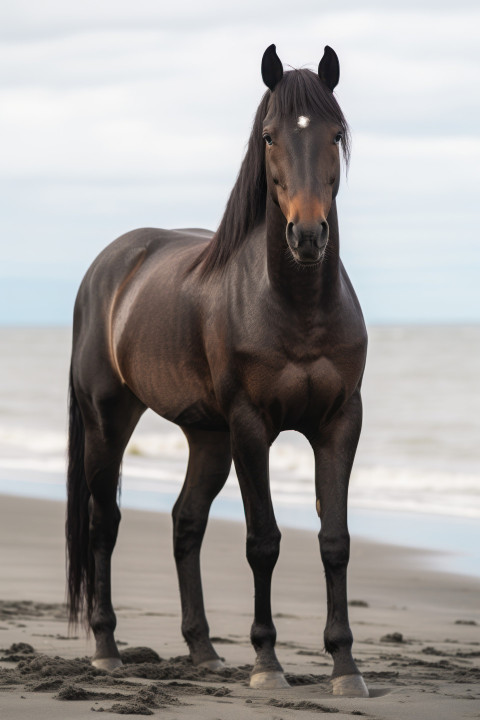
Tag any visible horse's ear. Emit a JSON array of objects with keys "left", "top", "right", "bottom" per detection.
[
  {"left": 318, "top": 45, "right": 340, "bottom": 91},
  {"left": 262, "top": 44, "right": 284, "bottom": 91}
]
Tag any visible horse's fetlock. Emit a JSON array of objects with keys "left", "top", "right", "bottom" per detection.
[
  {"left": 251, "top": 621, "right": 276, "bottom": 650},
  {"left": 324, "top": 624, "right": 353, "bottom": 655},
  {"left": 91, "top": 608, "right": 116, "bottom": 636},
  {"left": 182, "top": 620, "right": 209, "bottom": 646}
]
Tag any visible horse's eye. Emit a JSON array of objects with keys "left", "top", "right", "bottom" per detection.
[
  {"left": 263, "top": 134, "right": 273, "bottom": 146},
  {"left": 334, "top": 132, "right": 342, "bottom": 145}
]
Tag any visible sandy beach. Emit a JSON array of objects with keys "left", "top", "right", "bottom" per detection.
[{"left": 0, "top": 493, "right": 479, "bottom": 719}]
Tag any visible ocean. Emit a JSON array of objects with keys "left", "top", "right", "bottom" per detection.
[{"left": 0, "top": 325, "right": 479, "bottom": 576}]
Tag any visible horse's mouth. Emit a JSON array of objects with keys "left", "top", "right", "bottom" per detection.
[{"left": 291, "top": 248, "right": 326, "bottom": 267}]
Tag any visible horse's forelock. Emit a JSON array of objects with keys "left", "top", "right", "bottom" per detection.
[{"left": 270, "top": 69, "right": 350, "bottom": 166}]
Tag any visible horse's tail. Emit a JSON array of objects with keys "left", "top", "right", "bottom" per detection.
[{"left": 66, "top": 366, "right": 93, "bottom": 628}]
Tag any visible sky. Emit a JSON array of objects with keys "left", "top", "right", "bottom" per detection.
[{"left": 1, "top": 1, "right": 479, "bottom": 324}]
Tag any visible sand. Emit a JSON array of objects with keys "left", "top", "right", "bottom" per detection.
[{"left": 0, "top": 493, "right": 479, "bottom": 719}]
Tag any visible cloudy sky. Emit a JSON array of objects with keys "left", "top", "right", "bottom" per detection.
[{"left": 1, "top": 0, "right": 479, "bottom": 323}]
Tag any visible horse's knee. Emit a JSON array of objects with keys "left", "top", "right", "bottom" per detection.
[
  {"left": 173, "top": 508, "right": 208, "bottom": 562},
  {"left": 319, "top": 530, "right": 350, "bottom": 571},
  {"left": 246, "top": 528, "right": 281, "bottom": 572}
]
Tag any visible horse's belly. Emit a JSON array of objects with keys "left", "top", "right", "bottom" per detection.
[
  {"left": 150, "top": 391, "right": 228, "bottom": 431},
  {"left": 120, "top": 349, "right": 227, "bottom": 430}
]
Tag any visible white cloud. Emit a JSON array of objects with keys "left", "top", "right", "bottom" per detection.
[{"left": 0, "top": 2, "right": 479, "bottom": 321}]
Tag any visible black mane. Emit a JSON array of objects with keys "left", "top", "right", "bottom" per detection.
[{"left": 191, "top": 69, "right": 350, "bottom": 277}]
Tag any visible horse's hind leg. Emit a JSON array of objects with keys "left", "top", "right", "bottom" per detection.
[
  {"left": 82, "top": 389, "right": 144, "bottom": 670},
  {"left": 172, "top": 428, "right": 231, "bottom": 668}
]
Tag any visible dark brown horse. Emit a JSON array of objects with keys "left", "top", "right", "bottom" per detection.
[{"left": 67, "top": 44, "right": 368, "bottom": 697}]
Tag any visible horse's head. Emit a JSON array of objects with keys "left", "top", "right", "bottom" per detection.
[{"left": 261, "top": 45, "right": 348, "bottom": 266}]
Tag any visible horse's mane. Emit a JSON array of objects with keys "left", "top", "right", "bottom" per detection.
[{"left": 190, "top": 68, "right": 350, "bottom": 277}]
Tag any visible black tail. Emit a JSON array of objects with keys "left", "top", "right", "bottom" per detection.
[{"left": 66, "top": 367, "right": 93, "bottom": 628}]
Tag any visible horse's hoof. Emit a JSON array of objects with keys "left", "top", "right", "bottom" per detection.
[
  {"left": 250, "top": 671, "right": 290, "bottom": 689},
  {"left": 332, "top": 674, "right": 369, "bottom": 697},
  {"left": 91, "top": 657, "right": 123, "bottom": 672},
  {"left": 198, "top": 658, "right": 225, "bottom": 671}
]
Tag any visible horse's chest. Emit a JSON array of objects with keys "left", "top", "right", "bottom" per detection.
[{"left": 241, "top": 350, "right": 354, "bottom": 430}]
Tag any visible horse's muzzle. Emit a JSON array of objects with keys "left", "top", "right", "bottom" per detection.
[{"left": 286, "top": 220, "right": 329, "bottom": 264}]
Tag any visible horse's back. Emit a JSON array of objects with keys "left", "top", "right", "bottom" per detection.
[
  {"left": 83, "top": 227, "right": 211, "bottom": 281},
  {"left": 74, "top": 226, "right": 211, "bottom": 317}
]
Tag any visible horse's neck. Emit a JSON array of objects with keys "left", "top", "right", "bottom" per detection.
[{"left": 265, "top": 198, "right": 340, "bottom": 308}]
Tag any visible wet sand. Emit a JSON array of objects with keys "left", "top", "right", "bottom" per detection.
[{"left": 0, "top": 493, "right": 479, "bottom": 719}]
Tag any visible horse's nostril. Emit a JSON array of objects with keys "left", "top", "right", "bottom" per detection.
[
  {"left": 286, "top": 222, "right": 299, "bottom": 249},
  {"left": 317, "top": 220, "right": 329, "bottom": 247}
]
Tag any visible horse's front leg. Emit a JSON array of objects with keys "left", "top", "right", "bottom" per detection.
[
  {"left": 310, "top": 390, "right": 369, "bottom": 697},
  {"left": 230, "top": 406, "right": 287, "bottom": 690}
]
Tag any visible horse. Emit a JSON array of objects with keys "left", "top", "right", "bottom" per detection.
[{"left": 66, "top": 43, "right": 369, "bottom": 698}]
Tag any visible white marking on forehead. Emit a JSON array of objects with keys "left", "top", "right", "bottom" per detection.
[{"left": 297, "top": 115, "right": 310, "bottom": 129}]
